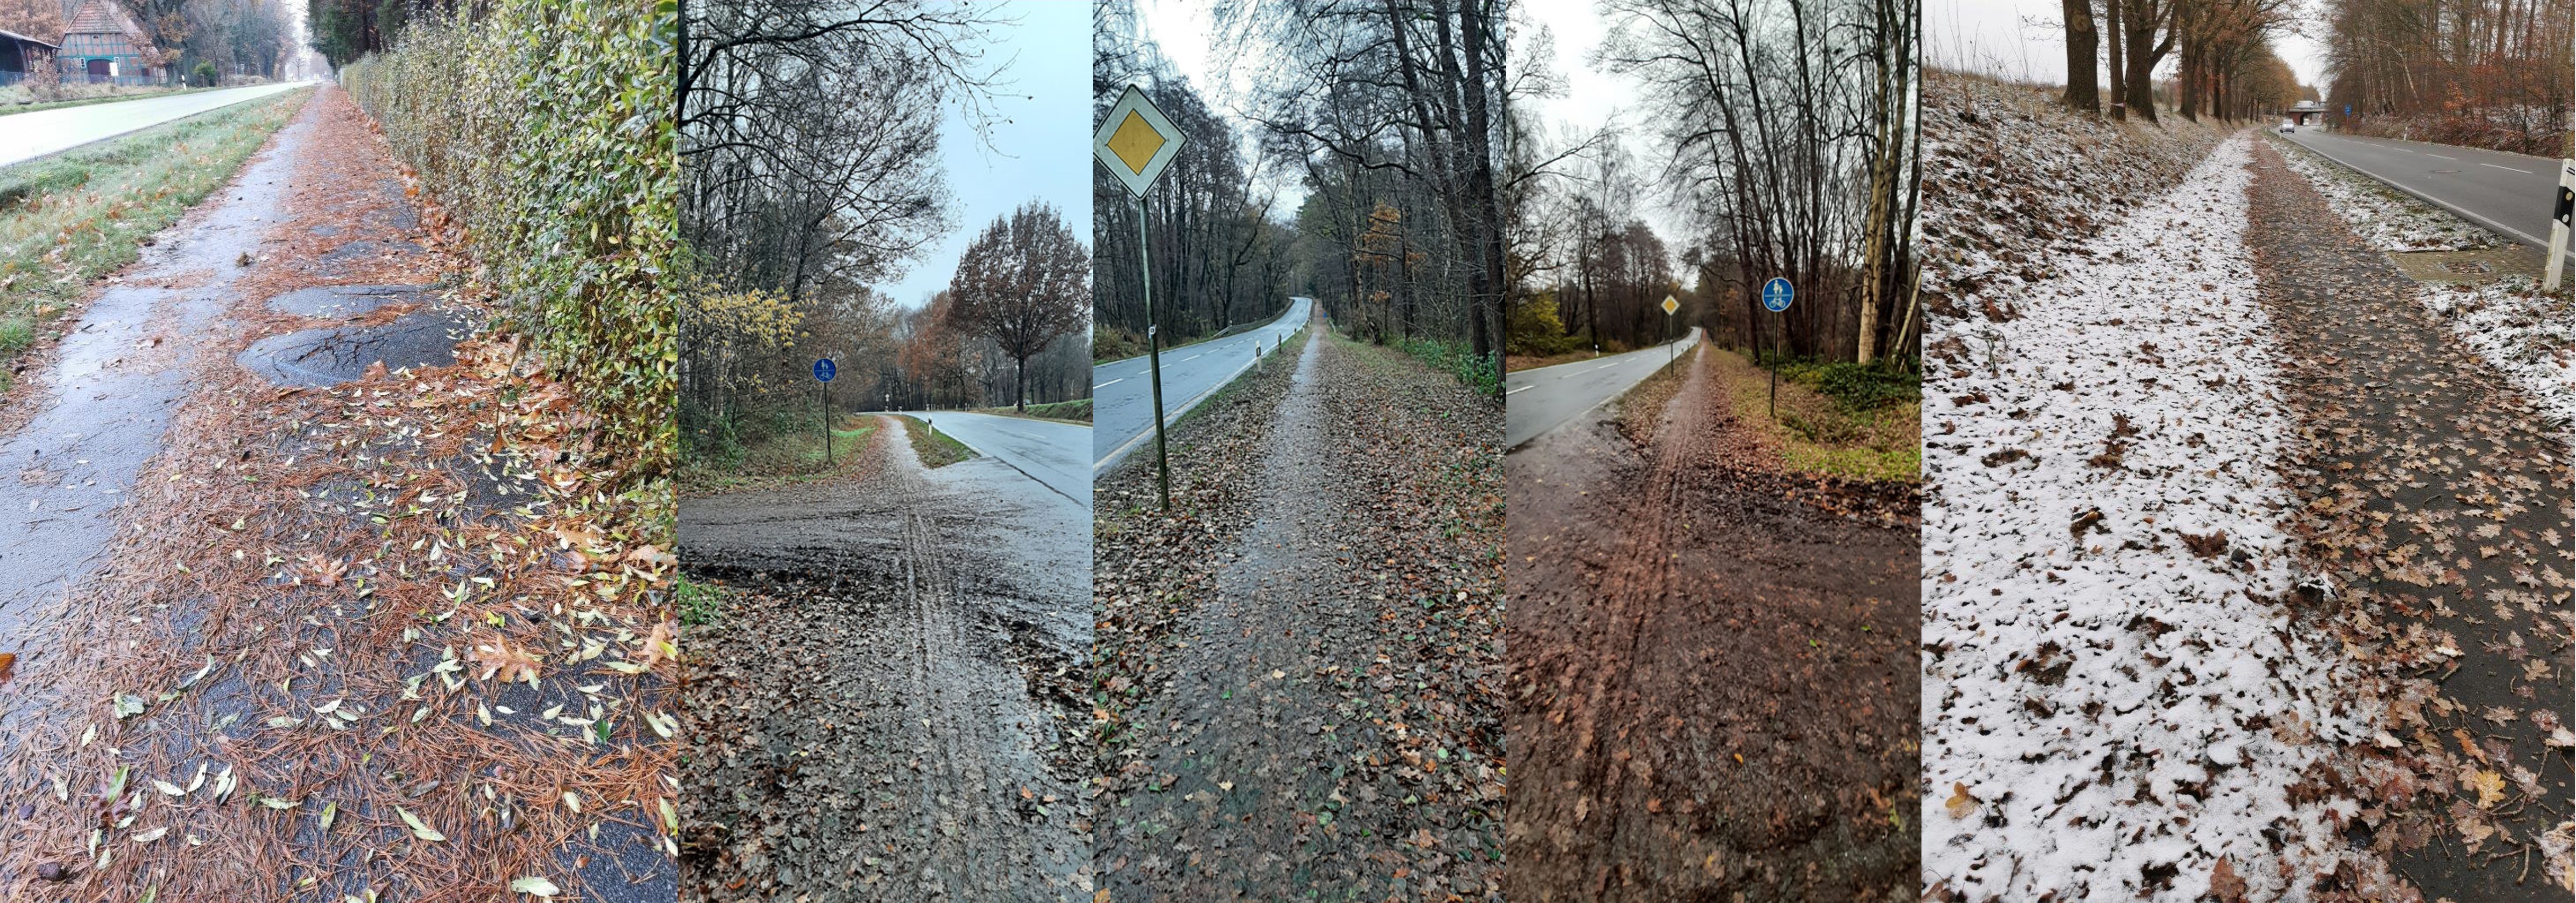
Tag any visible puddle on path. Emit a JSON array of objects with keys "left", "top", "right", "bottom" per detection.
[
  {"left": 236, "top": 307, "right": 475, "bottom": 388},
  {"left": 263, "top": 283, "right": 430, "bottom": 316}
]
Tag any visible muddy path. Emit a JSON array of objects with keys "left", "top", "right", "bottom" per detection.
[
  {"left": 2245, "top": 139, "right": 2574, "bottom": 900},
  {"left": 0, "top": 86, "right": 679, "bottom": 902},
  {"left": 1504, "top": 348, "right": 1918, "bottom": 901},
  {"left": 1094, "top": 331, "right": 1505, "bottom": 901},
  {"left": 678, "top": 416, "right": 1090, "bottom": 901}
]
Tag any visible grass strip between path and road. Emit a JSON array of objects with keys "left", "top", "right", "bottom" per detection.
[
  {"left": 0, "top": 86, "right": 309, "bottom": 392},
  {"left": 975, "top": 398, "right": 1093, "bottom": 423},
  {"left": 0, "top": 84, "right": 222, "bottom": 118},
  {"left": 899, "top": 415, "right": 975, "bottom": 468}
]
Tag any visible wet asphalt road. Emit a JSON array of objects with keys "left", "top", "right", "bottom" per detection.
[
  {"left": 1502, "top": 327, "right": 1701, "bottom": 449},
  {"left": 911, "top": 410, "right": 1091, "bottom": 509},
  {"left": 1093, "top": 296, "right": 1311, "bottom": 471},
  {"left": 2280, "top": 128, "right": 2569, "bottom": 249},
  {"left": 0, "top": 82, "right": 313, "bottom": 168}
]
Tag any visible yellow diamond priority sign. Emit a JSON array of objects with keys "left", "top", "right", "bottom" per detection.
[
  {"left": 1095, "top": 84, "right": 1186, "bottom": 197},
  {"left": 1660, "top": 294, "right": 1680, "bottom": 316}
]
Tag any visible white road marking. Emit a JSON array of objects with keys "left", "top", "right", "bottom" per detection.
[
  {"left": 1182, "top": 354, "right": 1202, "bottom": 362},
  {"left": 1096, "top": 378, "right": 1123, "bottom": 388},
  {"left": 2481, "top": 163, "right": 2534, "bottom": 174},
  {"left": 2425, "top": 153, "right": 2457, "bottom": 160},
  {"left": 1505, "top": 385, "right": 1533, "bottom": 396},
  {"left": 1586, "top": 362, "right": 1620, "bottom": 372}
]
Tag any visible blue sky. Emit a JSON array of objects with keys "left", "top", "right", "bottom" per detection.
[{"left": 881, "top": 0, "right": 1096, "bottom": 311}]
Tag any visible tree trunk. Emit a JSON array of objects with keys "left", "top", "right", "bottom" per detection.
[
  {"left": 2107, "top": 0, "right": 2128, "bottom": 119},
  {"left": 2064, "top": 0, "right": 2101, "bottom": 113}
]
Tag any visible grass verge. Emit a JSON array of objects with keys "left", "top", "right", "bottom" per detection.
[
  {"left": 0, "top": 85, "right": 221, "bottom": 118},
  {"left": 676, "top": 416, "right": 877, "bottom": 493},
  {"left": 1716, "top": 347, "right": 1920, "bottom": 482},
  {"left": 899, "top": 415, "right": 974, "bottom": 468},
  {"left": 976, "top": 398, "right": 1093, "bottom": 423},
  {"left": 678, "top": 574, "right": 733, "bottom": 626},
  {"left": 0, "top": 86, "right": 309, "bottom": 391}
]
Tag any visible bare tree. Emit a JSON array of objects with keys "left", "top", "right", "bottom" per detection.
[{"left": 948, "top": 202, "right": 1091, "bottom": 412}]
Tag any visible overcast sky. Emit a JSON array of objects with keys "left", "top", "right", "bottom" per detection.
[
  {"left": 1516, "top": 0, "right": 1692, "bottom": 273},
  {"left": 1926, "top": 0, "right": 2328, "bottom": 95},
  {"left": 881, "top": 0, "right": 1095, "bottom": 311}
]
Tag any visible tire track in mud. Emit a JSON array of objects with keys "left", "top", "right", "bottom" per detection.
[
  {"left": 680, "top": 417, "right": 1086, "bottom": 901},
  {"left": 1508, "top": 347, "right": 1918, "bottom": 901}
]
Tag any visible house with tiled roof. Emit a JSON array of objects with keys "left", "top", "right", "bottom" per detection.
[{"left": 55, "top": 0, "right": 159, "bottom": 85}]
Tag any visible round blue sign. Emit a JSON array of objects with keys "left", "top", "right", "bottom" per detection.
[
  {"left": 1761, "top": 277, "right": 1793, "bottom": 312},
  {"left": 813, "top": 358, "right": 836, "bottom": 382}
]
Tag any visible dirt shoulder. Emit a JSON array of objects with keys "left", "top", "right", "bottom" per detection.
[
  {"left": 1094, "top": 329, "right": 1505, "bottom": 901},
  {"left": 1505, "top": 345, "right": 1918, "bottom": 901}
]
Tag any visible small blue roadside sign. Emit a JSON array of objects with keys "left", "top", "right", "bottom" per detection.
[
  {"left": 2343, "top": 104, "right": 2350, "bottom": 117},
  {"left": 1762, "top": 277, "right": 1793, "bottom": 312},
  {"left": 813, "top": 358, "right": 836, "bottom": 382}
]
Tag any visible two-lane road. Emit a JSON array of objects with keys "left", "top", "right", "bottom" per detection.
[
  {"left": 1504, "top": 327, "right": 1701, "bottom": 449},
  {"left": 1092, "top": 296, "right": 1312, "bottom": 470},
  {"left": 912, "top": 411, "right": 1091, "bottom": 509},
  {"left": 0, "top": 82, "right": 314, "bottom": 168},
  {"left": 2281, "top": 128, "right": 2568, "bottom": 250}
]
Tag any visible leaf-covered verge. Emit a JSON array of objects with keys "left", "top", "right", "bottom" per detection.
[
  {"left": 341, "top": 0, "right": 679, "bottom": 482},
  {"left": 0, "top": 89, "right": 308, "bottom": 393}
]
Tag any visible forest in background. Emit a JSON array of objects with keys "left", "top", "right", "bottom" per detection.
[
  {"left": 678, "top": 1, "right": 1090, "bottom": 467},
  {"left": 1509, "top": 0, "right": 1923, "bottom": 371},
  {"left": 2054, "top": 0, "right": 2312, "bottom": 123},
  {"left": 1095, "top": 0, "right": 1511, "bottom": 392},
  {"left": 2322, "top": 0, "right": 2572, "bottom": 156}
]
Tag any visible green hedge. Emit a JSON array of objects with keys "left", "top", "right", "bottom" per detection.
[{"left": 342, "top": 0, "right": 678, "bottom": 478}]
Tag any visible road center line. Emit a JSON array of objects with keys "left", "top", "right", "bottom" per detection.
[
  {"left": 1096, "top": 378, "right": 1123, "bottom": 388},
  {"left": 1505, "top": 385, "right": 1533, "bottom": 395},
  {"left": 2480, "top": 163, "right": 2533, "bottom": 174},
  {"left": 2425, "top": 153, "right": 2456, "bottom": 160}
]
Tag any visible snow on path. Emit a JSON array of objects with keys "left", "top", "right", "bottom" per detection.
[
  {"left": 2271, "top": 136, "right": 2576, "bottom": 438},
  {"left": 1921, "top": 135, "right": 2369, "bottom": 901}
]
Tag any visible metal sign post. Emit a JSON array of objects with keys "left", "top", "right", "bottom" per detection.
[
  {"left": 2548, "top": 160, "right": 2574, "bottom": 291},
  {"left": 812, "top": 357, "right": 837, "bottom": 467},
  {"left": 1761, "top": 278, "right": 1793, "bottom": 419},
  {"left": 1094, "top": 83, "right": 1189, "bottom": 509}
]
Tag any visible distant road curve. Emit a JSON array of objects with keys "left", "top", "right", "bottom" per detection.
[{"left": 1091, "top": 296, "right": 1312, "bottom": 471}]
